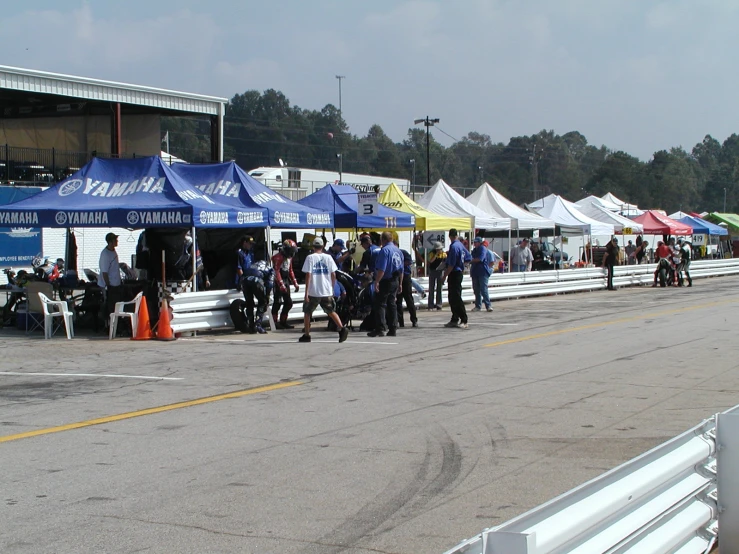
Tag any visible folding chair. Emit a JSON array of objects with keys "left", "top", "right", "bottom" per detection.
[
  {"left": 38, "top": 292, "right": 74, "bottom": 339},
  {"left": 20, "top": 282, "right": 53, "bottom": 334},
  {"left": 109, "top": 291, "right": 143, "bottom": 339}
]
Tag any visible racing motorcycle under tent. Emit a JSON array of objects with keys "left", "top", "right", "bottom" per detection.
[{"left": 0, "top": 156, "right": 268, "bottom": 229}]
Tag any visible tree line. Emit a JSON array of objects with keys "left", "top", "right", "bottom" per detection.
[{"left": 164, "top": 89, "right": 739, "bottom": 214}]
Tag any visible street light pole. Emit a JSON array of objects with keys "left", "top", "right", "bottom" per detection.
[
  {"left": 414, "top": 116, "right": 439, "bottom": 192},
  {"left": 409, "top": 159, "right": 416, "bottom": 195},
  {"left": 724, "top": 187, "right": 727, "bottom": 212},
  {"left": 336, "top": 75, "right": 345, "bottom": 183}
]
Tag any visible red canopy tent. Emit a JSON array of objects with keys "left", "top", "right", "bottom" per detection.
[{"left": 632, "top": 210, "right": 693, "bottom": 235}]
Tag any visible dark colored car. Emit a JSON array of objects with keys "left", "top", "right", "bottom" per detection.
[{"left": 533, "top": 241, "right": 570, "bottom": 270}]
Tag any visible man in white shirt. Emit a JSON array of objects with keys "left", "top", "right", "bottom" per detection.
[
  {"left": 299, "top": 237, "right": 349, "bottom": 343},
  {"left": 98, "top": 232, "right": 123, "bottom": 324}
]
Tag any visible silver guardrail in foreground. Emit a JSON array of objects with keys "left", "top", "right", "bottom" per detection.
[
  {"left": 443, "top": 405, "right": 739, "bottom": 554},
  {"left": 170, "top": 258, "right": 739, "bottom": 333}
]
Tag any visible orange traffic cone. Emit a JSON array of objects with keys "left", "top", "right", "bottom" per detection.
[
  {"left": 132, "top": 296, "right": 154, "bottom": 340},
  {"left": 156, "top": 298, "right": 176, "bottom": 341}
]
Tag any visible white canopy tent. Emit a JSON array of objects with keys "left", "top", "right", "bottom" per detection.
[
  {"left": 418, "top": 179, "right": 510, "bottom": 230},
  {"left": 669, "top": 210, "right": 691, "bottom": 219},
  {"left": 529, "top": 194, "right": 616, "bottom": 265},
  {"left": 528, "top": 194, "right": 581, "bottom": 211},
  {"left": 601, "top": 192, "right": 644, "bottom": 216},
  {"left": 576, "top": 195, "right": 621, "bottom": 212},
  {"left": 160, "top": 150, "right": 187, "bottom": 165},
  {"left": 528, "top": 194, "right": 615, "bottom": 236},
  {"left": 467, "top": 183, "right": 555, "bottom": 230},
  {"left": 577, "top": 202, "right": 644, "bottom": 234}
]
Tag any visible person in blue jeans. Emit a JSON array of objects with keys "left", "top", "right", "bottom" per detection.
[{"left": 470, "top": 237, "right": 493, "bottom": 312}]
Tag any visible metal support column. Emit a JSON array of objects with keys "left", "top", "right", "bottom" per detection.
[{"left": 111, "top": 103, "right": 122, "bottom": 158}]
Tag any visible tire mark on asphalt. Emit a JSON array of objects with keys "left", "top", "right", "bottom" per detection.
[{"left": 309, "top": 438, "right": 434, "bottom": 553}]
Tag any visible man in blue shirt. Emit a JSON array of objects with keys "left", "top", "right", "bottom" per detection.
[
  {"left": 396, "top": 249, "right": 418, "bottom": 328},
  {"left": 470, "top": 236, "right": 493, "bottom": 312},
  {"left": 368, "top": 231, "right": 404, "bottom": 337},
  {"left": 442, "top": 228, "right": 471, "bottom": 329},
  {"left": 358, "top": 234, "right": 381, "bottom": 275},
  {"left": 235, "top": 235, "right": 255, "bottom": 286}
]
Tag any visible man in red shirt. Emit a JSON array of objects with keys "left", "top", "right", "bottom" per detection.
[
  {"left": 652, "top": 240, "right": 672, "bottom": 287},
  {"left": 271, "top": 240, "right": 300, "bottom": 329}
]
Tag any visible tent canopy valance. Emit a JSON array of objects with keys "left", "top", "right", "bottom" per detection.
[
  {"left": 380, "top": 182, "right": 469, "bottom": 231},
  {"left": 298, "top": 184, "right": 414, "bottom": 230},
  {"left": 418, "top": 179, "right": 510, "bottom": 230},
  {"left": 0, "top": 156, "right": 266, "bottom": 228},
  {"left": 467, "top": 183, "right": 555, "bottom": 230},
  {"left": 631, "top": 210, "right": 693, "bottom": 236},
  {"left": 677, "top": 215, "right": 729, "bottom": 236},
  {"left": 527, "top": 194, "right": 615, "bottom": 236},
  {"left": 171, "top": 162, "right": 333, "bottom": 229}
]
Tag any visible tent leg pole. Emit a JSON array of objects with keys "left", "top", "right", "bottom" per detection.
[
  {"left": 507, "top": 229, "right": 511, "bottom": 272},
  {"left": 266, "top": 226, "right": 272, "bottom": 258},
  {"left": 192, "top": 226, "right": 197, "bottom": 293}
]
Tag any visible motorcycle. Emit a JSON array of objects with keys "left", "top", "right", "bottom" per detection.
[{"left": 657, "top": 258, "right": 672, "bottom": 288}]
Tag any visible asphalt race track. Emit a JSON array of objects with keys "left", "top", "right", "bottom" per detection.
[{"left": 1, "top": 277, "right": 738, "bottom": 554}]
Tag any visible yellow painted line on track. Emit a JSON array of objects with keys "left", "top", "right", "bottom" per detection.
[
  {"left": 0, "top": 381, "right": 302, "bottom": 444},
  {"left": 485, "top": 298, "right": 739, "bottom": 349}
]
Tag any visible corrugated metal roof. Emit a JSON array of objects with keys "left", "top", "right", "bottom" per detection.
[{"left": 0, "top": 65, "right": 227, "bottom": 115}]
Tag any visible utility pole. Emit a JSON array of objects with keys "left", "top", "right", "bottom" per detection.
[
  {"left": 724, "top": 188, "right": 727, "bottom": 213},
  {"left": 336, "top": 75, "right": 345, "bottom": 183},
  {"left": 414, "top": 116, "right": 439, "bottom": 192},
  {"left": 530, "top": 143, "right": 538, "bottom": 202}
]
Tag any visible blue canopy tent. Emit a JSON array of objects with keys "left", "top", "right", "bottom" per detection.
[
  {"left": 0, "top": 156, "right": 267, "bottom": 229},
  {"left": 298, "top": 184, "right": 415, "bottom": 230},
  {"left": 677, "top": 215, "right": 729, "bottom": 236},
  {"left": 0, "top": 157, "right": 269, "bottom": 292},
  {"left": 170, "top": 162, "right": 333, "bottom": 229}
]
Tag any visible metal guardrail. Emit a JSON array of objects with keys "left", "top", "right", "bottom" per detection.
[
  {"left": 170, "top": 259, "right": 739, "bottom": 333},
  {"left": 441, "top": 404, "right": 739, "bottom": 554}
]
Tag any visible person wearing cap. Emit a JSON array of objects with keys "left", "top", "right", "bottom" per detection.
[
  {"left": 99, "top": 232, "right": 123, "bottom": 324},
  {"left": 510, "top": 238, "right": 533, "bottom": 272},
  {"left": 396, "top": 249, "right": 418, "bottom": 328},
  {"left": 235, "top": 235, "right": 255, "bottom": 287},
  {"left": 299, "top": 238, "right": 349, "bottom": 343},
  {"left": 368, "top": 231, "right": 404, "bottom": 337},
  {"left": 442, "top": 228, "right": 471, "bottom": 329},
  {"left": 470, "top": 236, "right": 493, "bottom": 312},
  {"left": 602, "top": 236, "right": 619, "bottom": 291},
  {"left": 328, "top": 238, "right": 351, "bottom": 270},
  {"left": 427, "top": 241, "right": 446, "bottom": 310}
]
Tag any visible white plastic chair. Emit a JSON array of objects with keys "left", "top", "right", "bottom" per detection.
[
  {"left": 109, "top": 292, "right": 143, "bottom": 340},
  {"left": 38, "top": 292, "right": 74, "bottom": 339}
]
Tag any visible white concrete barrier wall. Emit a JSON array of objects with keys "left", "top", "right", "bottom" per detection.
[{"left": 170, "top": 259, "right": 739, "bottom": 333}]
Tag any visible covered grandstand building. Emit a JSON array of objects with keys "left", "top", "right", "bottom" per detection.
[
  {"left": 0, "top": 65, "right": 227, "bottom": 185},
  {"left": 0, "top": 65, "right": 227, "bottom": 278}
]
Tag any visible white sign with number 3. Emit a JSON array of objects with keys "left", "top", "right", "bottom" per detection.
[{"left": 358, "top": 193, "right": 379, "bottom": 216}]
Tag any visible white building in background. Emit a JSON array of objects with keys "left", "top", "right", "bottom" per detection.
[{"left": 248, "top": 166, "right": 411, "bottom": 201}]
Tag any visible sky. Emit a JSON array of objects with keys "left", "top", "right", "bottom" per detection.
[{"left": 1, "top": 0, "right": 737, "bottom": 160}]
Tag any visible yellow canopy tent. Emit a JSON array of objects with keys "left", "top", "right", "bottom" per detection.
[{"left": 380, "top": 183, "right": 471, "bottom": 231}]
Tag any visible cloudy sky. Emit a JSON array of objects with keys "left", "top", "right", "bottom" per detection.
[{"left": 1, "top": 1, "right": 736, "bottom": 159}]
